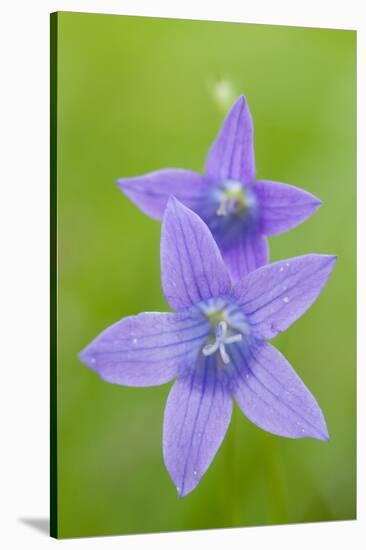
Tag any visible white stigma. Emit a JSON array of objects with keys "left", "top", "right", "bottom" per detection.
[
  {"left": 216, "top": 202, "right": 228, "bottom": 216},
  {"left": 202, "top": 321, "right": 242, "bottom": 364},
  {"left": 216, "top": 183, "right": 246, "bottom": 217}
]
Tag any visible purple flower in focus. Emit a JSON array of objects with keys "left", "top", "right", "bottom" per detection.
[
  {"left": 117, "top": 96, "right": 322, "bottom": 281},
  {"left": 79, "top": 198, "right": 335, "bottom": 497}
]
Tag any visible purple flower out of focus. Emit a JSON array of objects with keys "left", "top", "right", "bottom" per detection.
[
  {"left": 117, "top": 96, "right": 322, "bottom": 281},
  {"left": 79, "top": 198, "right": 336, "bottom": 497}
]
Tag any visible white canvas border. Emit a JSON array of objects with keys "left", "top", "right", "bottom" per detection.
[{"left": 0, "top": 1, "right": 363, "bottom": 548}]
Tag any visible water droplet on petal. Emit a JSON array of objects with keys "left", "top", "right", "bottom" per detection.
[
  {"left": 132, "top": 338, "right": 138, "bottom": 344},
  {"left": 279, "top": 266, "right": 284, "bottom": 272},
  {"left": 90, "top": 357, "right": 96, "bottom": 364},
  {"left": 283, "top": 297, "right": 289, "bottom": 303},
  {"left": 193, "top": 470, "right": 197, "bottom": 476},
  {"left": 286, "top": 262, "right": 290, "bottom": 267}
]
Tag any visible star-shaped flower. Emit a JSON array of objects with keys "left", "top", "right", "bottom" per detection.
[
  {"left": 117, "top": 96, "right": 322, "bottom": 281},
  {"left": 79, "top": 198, "right": 336, "bottom": 497}
]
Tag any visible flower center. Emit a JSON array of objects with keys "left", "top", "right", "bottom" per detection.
[
  {"left": 202, "top": 320, "right": 242, "bottom": 364},
  {"left": 216, "top": 183, "right": 247, "bottom": 217},
  {"left": 198, "top": 298, "right": 250, "bottom": 366},
  {"left": 198, "top": 180, "right": 259, "bottom": 249}
]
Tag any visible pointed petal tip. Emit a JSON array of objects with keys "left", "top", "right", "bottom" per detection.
[
  {"left": 78, "top": 343, "right": 102, "bottom": 373},
  {"left": 231, "top": 94, "right": 248, "bottom": 112},
  {"left": 78, "top": 347, "right": 95, "bottom": 369},
  {"left": 299, "top": 428, "right": 329, "bottom": 442},
  {"left": 326, "top": 254, "right": 338, "bottom": 267},
  {"left": 167, "top": 194, "right": 179, "bottom": 206},
  {"left": 307, "top": 253, "right": 337, "bottom": 265},
  {"left": 165, "top": 195, "right": 189, "bottom": 216},
  {"left": 310, "top": 253, "right": 337, "bottom": 265},
  {"left": 308, "top": 415, "right": 329, "bottom": 442},
  {"left": 166, "top": 462, "right": 198, "bottom": 499},
  {"left": 306, "top": 189, "right": 322, "bottom": 208},
  {"left": 78, "top": 348, "right": 87, "bottom": 364},
  {"left": 315, "top": 427, "right": 330, "bottom": 442},
  {"left": 115, "top": 177, "right": 139, "bottom": 198},
  {"left": 174, "top": 479, "right": 198, "bottom": 498},
  {"left": 164, "top": 194, "right": 180, "bottom": 218},
  {"left": 320, "top": 418, "right": 330, "bottom": 441},
  {"left": 115, "top": 177, "right": 142, "bottom": 193},
  {"left": 115, "top": 177, "right": 127, "bottom": 189}
]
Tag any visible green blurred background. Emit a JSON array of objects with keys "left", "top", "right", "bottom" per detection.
[{"left": 55, "top": 12, "right": 356, "bottom": 538}]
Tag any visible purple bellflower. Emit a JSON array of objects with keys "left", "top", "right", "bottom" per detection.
[
  {"left": 79, "top": 198, "right": 336, "bottom": 497},
  {"left": 117, "top": 96, "right": 322, "bottom": 281}
]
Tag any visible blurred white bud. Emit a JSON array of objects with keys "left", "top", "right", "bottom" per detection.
[{"left": 211, "top": 79, "right": 237, "bottom": 112}]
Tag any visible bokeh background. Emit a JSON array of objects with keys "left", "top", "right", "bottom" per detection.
[{"left": 55, "top": 12, "right": 356, "bottom": 538}]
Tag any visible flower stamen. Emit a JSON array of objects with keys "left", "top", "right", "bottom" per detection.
[
  {"left": 216, "top": 183, "right": 247, "bottom": 217},
  {"left": 202, "top": 320, "right": 242, "bottom": 364}
]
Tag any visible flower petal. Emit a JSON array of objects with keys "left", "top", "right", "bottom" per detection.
[
  {"left": 163, "top": 356, "right": 233, "bottom": 497},
  {"left": 233, "top": 254, "right": 336, "bottom": 339},
  {"left": 161, "top": 197, "right": 231, "bottom": 311},
  {"left": 117, "top": 169, "right": 208, "bottom": 220},
  {"left": 205, "top": 95, "right": 256, "bottom": 185},
  {"left": 233, "top": 341, "right": 329, "bottom": 440},
  {"left": 79, "top": 310, "right": 209, "bottom": 387},
  {"left": 255, "top": 180, "right": 322, "bottom": 236},
  {"left": 221, "top": 232, "right": 269, "bottom": 282}
]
